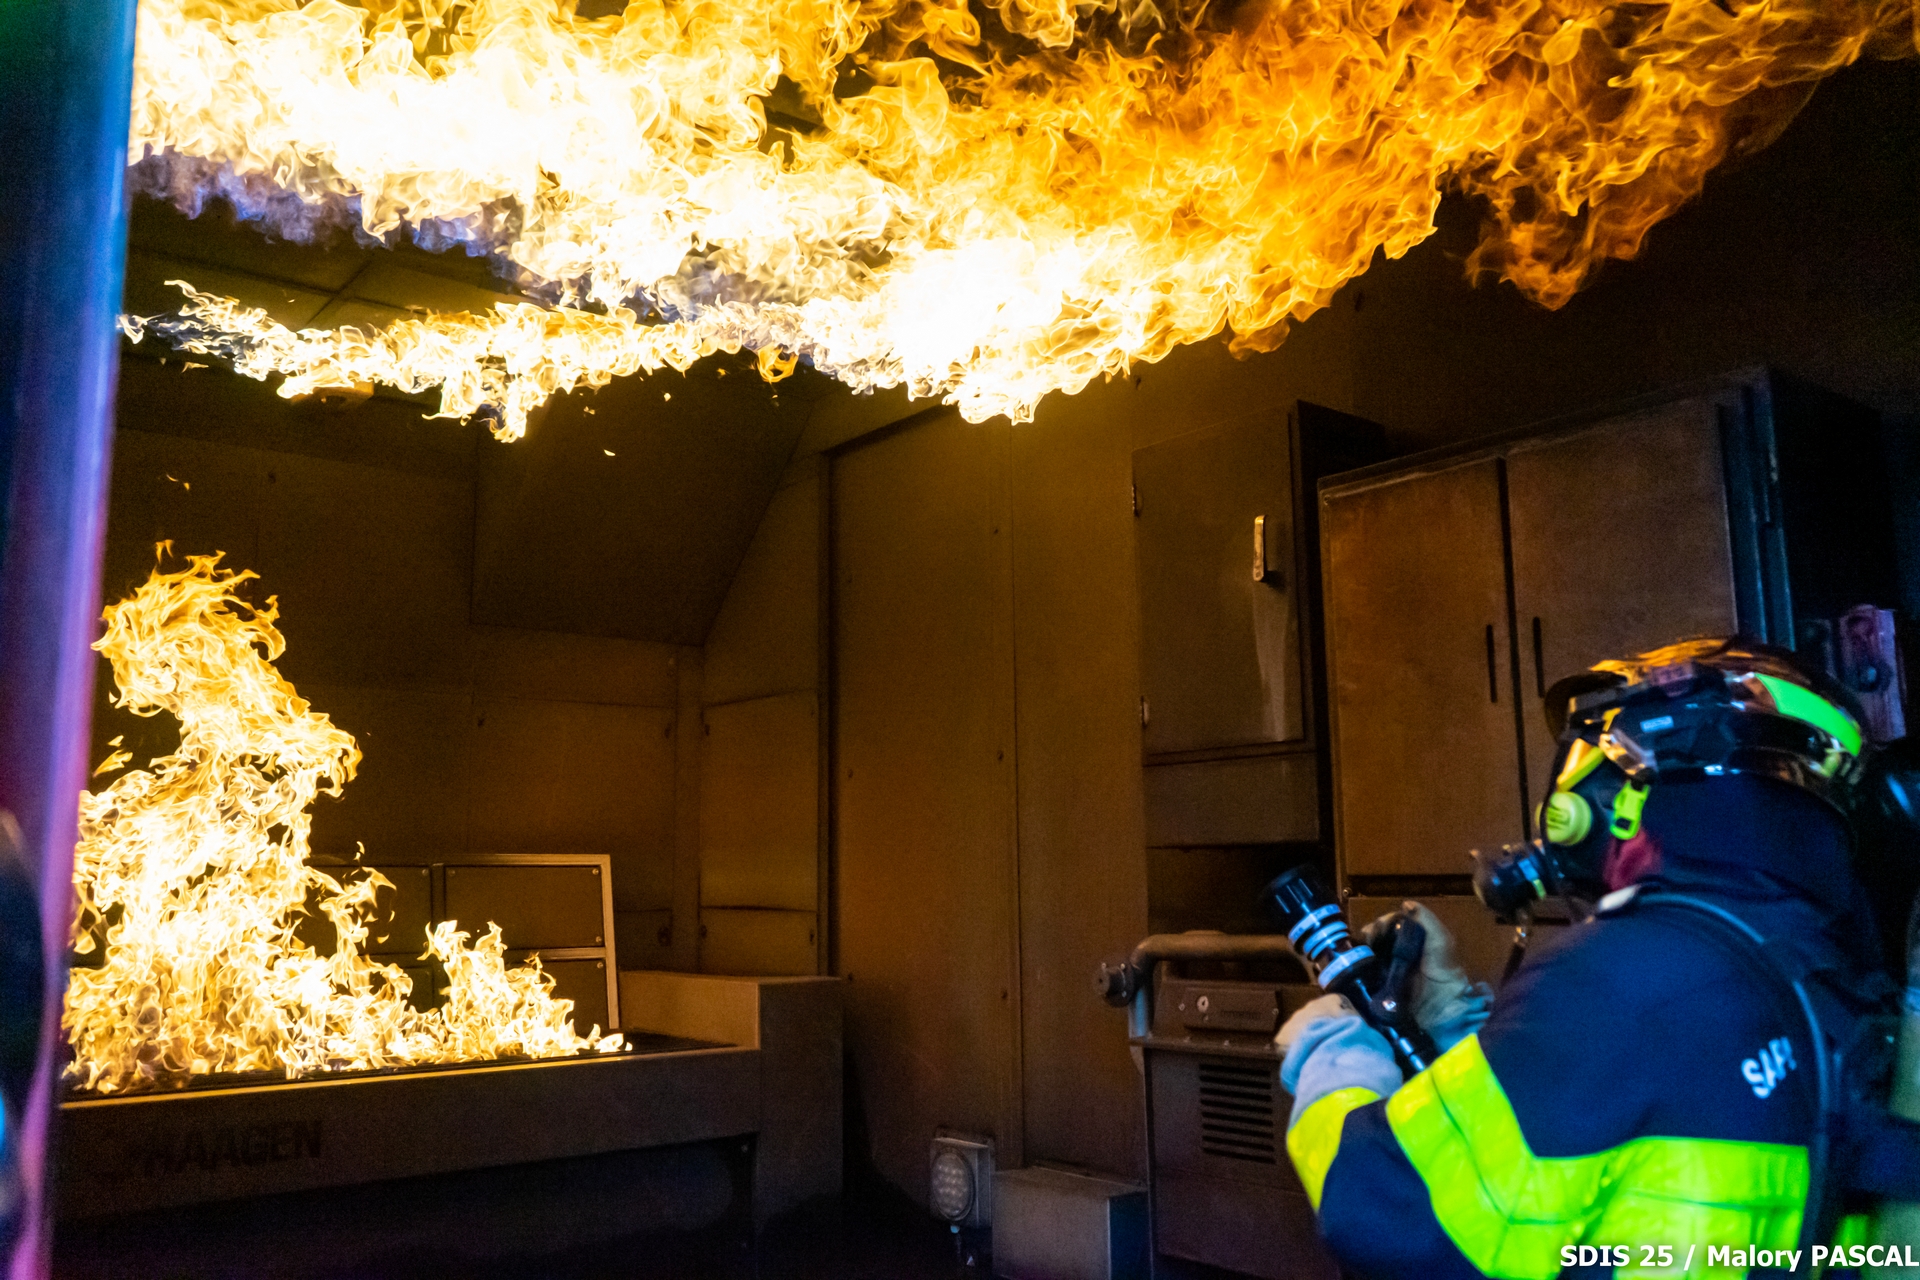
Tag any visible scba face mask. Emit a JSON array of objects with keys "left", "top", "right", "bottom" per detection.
[
  {"left": 1472, "top": 639, "right": 1868, "bottom": 924},
  {"left": 1472, "top": 739, "right": 1633, "bottom": 921}
]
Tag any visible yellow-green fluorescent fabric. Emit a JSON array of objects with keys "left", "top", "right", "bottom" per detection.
[
  {"left": 1286, "top": 1086, "right": 1383, "bottom": 1209},
  {"left": 1386, "top": 1036, "right": 1807, "bottom": 1279}
]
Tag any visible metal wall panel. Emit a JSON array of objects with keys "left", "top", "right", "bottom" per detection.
[
  {"left": 1141, "top": 754, "right": 1318, "bottom": 848},
  {"left": 470, "top": 369, "right": 806, "bottom": 645},
  {"left": 1145, "top": 847, "right": 1297, "bottom": 936},
  {"left": 1009, "top": 383, "right": 1154, "bottom": 1182},
  {"left": 99, "top": 430, "right": 266, "bottom": 601},
  {"left": 445, "top": 864, "right": 606, "bottom": 950},
  {"left": 672, "top": 650, "right": 705, "bottom": 971},
  {"left": 446, "top": 854, "right": 620, "bottom": 1030},
  {"left": 253, "top": 450, "right": 476, "bottom": 690},
  {"left": 615, "top": 908, "right": 674, "bottom": 973},
  {"left": 1323, "top": 458, "right": 1526, "bottom": 875},
  {"left": 703, "top": 471, "right": 822, "bottom": 706},
  {"left": 467, "top": 698, "right": 675, "bottom": 882},
  {"left": 698, "top": 908, "right": 818, "bottom": 977},
  {"left": 832, "top": 409, "right": 1024, "bottom": 1193},
  {"left": 288, "top": 863, "right": 433, "bottom": 962},
  {"left": 467, "top": 626, "right": 682, "bottom": 709},
  {"left": 299, "top": 684, "right": 475, "bottom": 862},
  {"left": 525, "top": 957, "right": 611, "bottom": 1034},
  {"left": 103, "top": 429, "right": 477, "bottom": 691},
  {"left": 95, "top": 424, "right": 695, "bottom": 995},
  {"left": 698, "top": 460, "right": 828, "bottom": 974},
  {"left": 374, "top": 865, "right": 434, "bottom": 955},
  {"left": 700, "top": 692, "right": 819, "bottom": 912}
]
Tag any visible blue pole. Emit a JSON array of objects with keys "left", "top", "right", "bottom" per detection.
[{"left": 0, "top": 1, "right": 137, "bottom": 1275}]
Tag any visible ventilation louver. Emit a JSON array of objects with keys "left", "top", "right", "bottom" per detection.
[{"left": 1197, "top": 1059, "right": 1278, "bottom": 1165}]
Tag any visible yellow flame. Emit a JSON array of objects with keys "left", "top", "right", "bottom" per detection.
[
  {"left": 122, "top": 284, "right": 724, "bottom": 441},
  {"left": 125, "top": 0, "right": 1916, "bottom": 436},
  {"left": 65, "top": 550, "right": 620, "bottom": 1095}
]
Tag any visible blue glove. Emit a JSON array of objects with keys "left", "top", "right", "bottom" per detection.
[{"left": 1275, "top": 994, "right": 1400, "bottom": 1128}]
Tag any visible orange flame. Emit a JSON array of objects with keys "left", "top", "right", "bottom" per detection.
[
  {"left": 125, "top": 1, "right": 1916, "bottom": 435},
  {"left": 65, "top": 550, "right": 619, "bottom": 1095}
]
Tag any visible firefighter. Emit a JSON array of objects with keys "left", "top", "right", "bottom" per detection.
[{"left": 1277, "top": 638, "right": 1906, "bottom": 1279}]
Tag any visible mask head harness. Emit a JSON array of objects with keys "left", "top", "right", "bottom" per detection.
[{"left": 1473, "top": 638, "right": 1866, "bottom": 921}]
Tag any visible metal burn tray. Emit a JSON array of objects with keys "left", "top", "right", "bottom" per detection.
[
  {"left": 58, "top": 1035, "right": 755, "bottom": 1218},
  {"left": 60, "top": 1032, "right": 720, "bottom": 1100}
]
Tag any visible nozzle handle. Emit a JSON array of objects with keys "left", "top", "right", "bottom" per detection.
[
  {"left": 1355, "top": 912, "right": 1441, "bottom": 1074},
  {"left": 1367, "top": 915, "right": 1425, "bottom": 1027}
]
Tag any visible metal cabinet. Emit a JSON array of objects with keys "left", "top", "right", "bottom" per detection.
[
  {"left": 1133, "top": 404, "right": 1385, "bottom": 932},
  {"left": 1321, "top": 456, "right": 1525, "bottom": 878},
  {"left": 1135, "top": 416, "right": 1306, "bottom": 756},
  {"left": 1506, "top": 398, "right": 1741, "bottom": 801},
  {"left": 1140, "top": 970, "right": 1339, "bottom": 1280},
  {"left": 1321, "top": 368, "right": 1896, "bottom": 888}
]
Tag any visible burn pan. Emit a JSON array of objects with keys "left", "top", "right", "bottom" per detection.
[
  {"left": 58, "top": 1036, "right": 755, "bottom": 1219},
  {"left": 56, "top": 1138, "right": 755, "bottom": 1280}
]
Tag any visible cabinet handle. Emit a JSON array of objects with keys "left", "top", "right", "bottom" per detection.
[
  {"left": 1252, "top": 515, "right": 1281, "bottom": 584},
  {"left": 1486, "top": 624, "right": 1498, "bottom": 703},
  {"left": 1532, "top": 617, "right": 1546, "bottom": 698}
]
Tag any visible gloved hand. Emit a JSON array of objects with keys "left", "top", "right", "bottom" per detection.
[
  {"left": 1275, "top": 993, "right": 1400, "bottom": 1123},
  {"left": 1362, "top": 902, "right": 1493, "bottom": 1052},
  {"left": 1275, "top": 993, "right": 1355, "bottom": 1059}
]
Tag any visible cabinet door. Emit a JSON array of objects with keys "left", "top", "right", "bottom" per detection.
[
  {"left": 1135, "top": 415, "right": 1303, "bottom": 756},
  {"left": 1324, "top": 458, "right": 1524, "bottom": 876},
  {"left": 1507, "top": 400, "right": 1738, "bottom": 812}
]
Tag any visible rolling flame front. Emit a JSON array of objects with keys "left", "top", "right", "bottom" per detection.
[
  {"left": 65, "top": 552, "right": 619, "bottom": 1095},
  {"left": 126, "top": 0, "right": 1916, "bottom": 437}
]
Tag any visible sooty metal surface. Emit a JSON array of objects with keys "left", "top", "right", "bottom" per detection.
[{"left": 59, "top": 1036, "right": 755, "bottom": 1218}]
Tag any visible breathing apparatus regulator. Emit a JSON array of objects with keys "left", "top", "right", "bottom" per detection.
[{"left": 1472, "top": 637, "right": 1874, "bottom": 925}]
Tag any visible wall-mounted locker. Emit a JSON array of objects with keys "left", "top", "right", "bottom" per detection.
[
  {"left": 1133, "top": 403, "right": 1386, "bottom": 931},
  {"left": 1320, "top": 368, "right": 1897, "bottom": 904}
]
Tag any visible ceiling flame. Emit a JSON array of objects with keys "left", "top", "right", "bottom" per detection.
[
  {"left": 125, "top": 0, "right": 1917, "bottom": 437},
  {"left": 65, "top": 550, "right": 621, "bottom": 1095}
]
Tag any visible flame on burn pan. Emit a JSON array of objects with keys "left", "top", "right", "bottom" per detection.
[{"left": 64, "top": 548, "right": 622, "bottom": 1097}]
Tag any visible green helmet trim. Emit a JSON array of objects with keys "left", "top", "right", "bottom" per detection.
[
  {"left": 1609, "top": 778, "right": 1650, "bottom": 840},
  {"left": 1554, "top": 738, "right": 1608, "bottom": 790},
  {"left": 1752, "top": 672, "right": 1862, "bottom": 758}
]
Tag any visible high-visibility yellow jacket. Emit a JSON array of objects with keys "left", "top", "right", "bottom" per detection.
[{"left": 1286, "top": 890, "right": 1876, "bottom": 1280}]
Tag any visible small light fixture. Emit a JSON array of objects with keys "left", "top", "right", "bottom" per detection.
[{"left": 929, "top": 1132, "right": 993, "bottom": 1230}]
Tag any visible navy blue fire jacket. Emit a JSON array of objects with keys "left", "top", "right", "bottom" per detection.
[{"left": 1285, "top": 777, "right": 1892, "bottom": 1280}]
